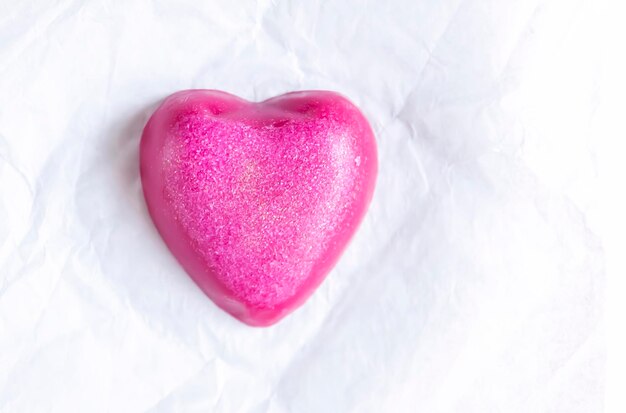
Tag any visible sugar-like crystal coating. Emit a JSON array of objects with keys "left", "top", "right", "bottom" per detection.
[{"left": 140, "top": 90, "right": 377, "bottom": 326}]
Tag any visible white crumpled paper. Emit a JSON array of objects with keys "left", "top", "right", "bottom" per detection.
[{"left": 0, "top": 0, "right": 606, "bottom": 412}]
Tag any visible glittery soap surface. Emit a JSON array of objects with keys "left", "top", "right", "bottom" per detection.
[{"left": 141, "top": 90, "right": 377, "bottom": 326}]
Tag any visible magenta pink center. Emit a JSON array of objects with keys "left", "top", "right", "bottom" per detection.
[{"left": 162, "top": 109, "right": 363, "bottom": 309}]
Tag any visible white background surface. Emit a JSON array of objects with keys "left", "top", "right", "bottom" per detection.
[{"left": 1, "top": 0, "right": 624, "bottom": 412}]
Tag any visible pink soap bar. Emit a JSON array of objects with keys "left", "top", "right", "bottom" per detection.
[{"left": 140, "top": 90, "right": 377, "bottom": 326}]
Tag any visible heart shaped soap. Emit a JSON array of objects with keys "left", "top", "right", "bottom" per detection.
[{"left": 140, "top": 90, "right": 377, "bottom": 326}]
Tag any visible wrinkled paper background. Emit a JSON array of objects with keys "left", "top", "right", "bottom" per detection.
[{"left": 0, "top": 0, "right": 610, "bottom": 412}]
